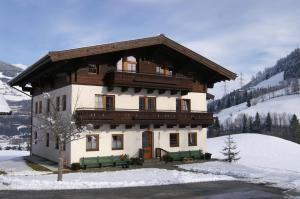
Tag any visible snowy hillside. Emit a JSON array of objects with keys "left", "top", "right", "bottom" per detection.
[
  {"left": 207, "top": 134, "right": 300, "bottom": 172},
  {"left": 217, "top": 94, "right": 300, "bottom": 123},
  {"left": 252, "top": 72, "right": 284, "bottom": 89},
  {"left": 179, "top": 134, "right": 300, "bottom": 194}
]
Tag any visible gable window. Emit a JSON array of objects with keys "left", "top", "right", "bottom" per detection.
[
  {"left": 176, "top": 99, "right": 191, "bottom": 112},
  {"left": 39, "top": 101, "right": 42, "bottom": 114},
  {"left": 62, "top": 95, "right": 67, "bottom": 111},
  {"left": 117, "top": 56, "right": 137, "bottom": 73},
  {"left": 46, "top": 133, "right": 49, "bottom": 147},
  {"left": 139, "top": 97, "right": 156, "bottom": 111},
  {"left": 95, "top": 95, "right": 115, "bottom": 111},
  {"left": 88, "top": 64, "right": 97, "bottom": 74},
  {"left": 56, "top": 96, "right": 60, "bottom": 111},
  {"left": 170, "top": 133, "right": 179, "bottom": 147},
  {"left": 86, "top": 135, "right": 99, "bottom": 151},
  {"left": 47, "top": 99, "right": 50, "bottom": 113},
  {"left": 188, "top": 132, "right": 197, "bottom": 146},
  {"left": 112, "top": 134, "right": 123, "bottom": 150}
]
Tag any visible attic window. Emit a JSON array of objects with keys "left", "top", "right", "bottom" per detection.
[
  {"left": 156, "top": 66, "right": 173, "bottom": 76},
  {"left": 88, "top": 64, "right": 97, "bottom": 74},
  {"left": 117, "top": 56, "right": 137, "bottom": 73}
]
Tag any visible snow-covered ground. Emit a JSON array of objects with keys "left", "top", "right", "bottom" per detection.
[
  {"left": 252, "top": 72, "right": 284, "bottom": 89},
  {"left": 217, "top": 94, "right": 300, "bottom": 123},
  {"left": 179, "top": 134, "right": 300, "bottom": 193},
  {"left": 0, "top": 94, "right": 10, "bottom": 114},
  {"left": 0, "top": 150, "right": 233, "bottom": 190}
]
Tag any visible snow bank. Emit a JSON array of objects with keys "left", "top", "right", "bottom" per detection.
[
  {"left": 0, "top": 168, "right": 234, "bottom": 190},
  {"left": 252, "top": 72, "right": 284, "bottom": 89}
]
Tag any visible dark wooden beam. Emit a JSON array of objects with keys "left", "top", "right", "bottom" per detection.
[
  {"left": 154, "top": 124, "right": 163, "bottom": 129},
  {"left": 147, "top": 88, "right": 154, "bottom": 94},
  {"left": 107, "top": 86, "right": 114, "bottom": 92},
  {"left": 110, "top": 125, "right": 118, "bottom": 129},
  {"left": 167, "top": 124, "right": 176, "bottom": 128},
  {"left": 140, "top": 124, "right": 150, "bottom": 129},
  {"left": 125, "top": 124, "right": 133, "bottom": 129},
  {"left": 180, "top": 90, "right": 188, "bottom": 95},
  {"left": 134, "top": 87, "right": 142, "bottom": 93},
  {"left": 121, "top": 86, "right": 128, "bottom": 92},
  {"left": 170, "top": 90, "right": 178, "bottom": 95},
  {"left": 158, "top": 89, "right": 166, "bottom": 94}
]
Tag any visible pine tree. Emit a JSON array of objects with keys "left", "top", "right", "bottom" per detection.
[
  {"left": 290, "top": 114, "right": 300, "bottom": 143},
  {"left": 265, "top": 112, "right": 272, "bottom": 132},
  {"left": 221, "top": 133, "right": 240, "bottom": 163},
  {"left": 246, "top": 99, "right": 251, "bottom": 107},
  {"left": 249, "top": 117, "right": 253, "bottom": 132},
  {"left": 242, "top": 114, "right": 248, "bottom": 133},
  {"left": 253, "top": 112, "right": 261, "bottom": 133},
  {"left": 213, "top": 117, "right": 221, "bottom": 137}
]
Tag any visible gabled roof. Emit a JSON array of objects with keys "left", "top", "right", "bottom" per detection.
[
  {"left": 9, "top": 34, "right": 237, "bottom": 86},
  {"left": 0, "top": 94, "right": 11, "bottom": 115}
]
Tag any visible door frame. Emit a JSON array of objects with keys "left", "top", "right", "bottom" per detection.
[{"left": 142, "top": 131, "right": 153, "bottom": 159}]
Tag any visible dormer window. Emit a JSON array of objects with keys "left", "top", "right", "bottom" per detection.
[
  {"left": 88, "top": 64, "right": 97, "bottom": 74},
  {"left": 117, "top": 56, "right": 137, "bottom": 73}
]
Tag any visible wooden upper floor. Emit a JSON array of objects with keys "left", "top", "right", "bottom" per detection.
[{"left": 9, "top": 35, "right": 236, "bottom": 96}]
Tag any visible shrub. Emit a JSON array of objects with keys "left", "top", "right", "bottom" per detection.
[
  {"left": 130, "top": 157, "right": 144, "bottom": 165},
  {"left": 204, "top": 153, "right": 212, "bottom": 160},
  {"left": 71, "top": 163, "right": 81, "bottom": 171},
  {"left": 162, "top": 154, "right": 173, "bottom": 163}
]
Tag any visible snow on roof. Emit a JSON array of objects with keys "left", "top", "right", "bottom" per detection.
[{"left": 0, "top": 94, "right": 11, "bottom": 114}]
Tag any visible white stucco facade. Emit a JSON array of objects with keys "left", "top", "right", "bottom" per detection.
[{"left": 31, "top": 84, "right": 208, "bottom": 165}]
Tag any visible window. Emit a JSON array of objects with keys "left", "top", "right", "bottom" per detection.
[
  {"left": 95, "top": 95, "right": 115, "bottom": 110},
  {"left": 62, "top": 95, "right": 67, "bottom": 111},
  {"left": 176, "top": 99, "right": 191, "bottom": 112},
  {"left": 35, "top": 102, "right": 38, "bottom": 114},
  {"left": 56, "top": 96, "right": 60, "bottom": 111},
  {"left": 188, "top": 133, "right": 197, "bottom": 146},
  {"left": 112, "top": 134, "right": 123, "bottom": 150},
  {"left": 86, "top": 135, "right": 99, "bottom": 151},
  {"left": 117, "top": 56, "right": 137, "bottom": 72},
  {"left": 46, "top": 133, "right": 49, "bottom": 147},
  {"left": 156, "top": 66, "right": 172, "bottom": 76},
  {"left": 139, "top": 97, "right": 156, "bottom": 111},
  {"left": 170, "top": 133, "right": 179, "bottom": 147},
  {"left": 39, "top": 101, "right": 42, "bottom": 114},
  {"left": 47, "top": 99, "right": 50, "bottom": 113},
  {"left": 55, "top": 136, "right": 59, "bottom": 149},
  {"left": 88, "top": 64, "right": 97, "bottom": 74},
  {"left": 33, "top": 131, "right": 37, "bottom": 144}
]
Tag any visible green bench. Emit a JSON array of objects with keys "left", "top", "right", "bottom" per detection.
[
  {"left": 80, "top": 155, "right": 130, "bottom": 169},
  {"left": 168, "top": 150, "right": 203, "bottom": 162}
]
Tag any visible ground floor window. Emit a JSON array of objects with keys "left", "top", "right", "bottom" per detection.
[
  {"left": 46, "top": 133, "right": 49, "bottom": 147},
  {"left": 86, "top": 135, "right": 99, "bottom": 151},
  {"left": 188, "top": 132, "right": 197, "bottom": 146},
  {"left": 112, "top": 134, "right": 123, "bottom": 150},
  {"left": 170, "top": 133, "right": 179, "bottom": 147}
]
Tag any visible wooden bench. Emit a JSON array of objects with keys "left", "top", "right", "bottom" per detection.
[
  {"left": 80, "top": 155, "right": 130, "bottom": 169},
  {"left": 168, "top": 150, "right": 203, "bottom": 162}
]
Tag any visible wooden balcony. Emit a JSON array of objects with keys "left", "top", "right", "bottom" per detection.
[
  {"left": 75, "top": 109, "right": 213, "bottom": 128},
  {"left": 104, "top": 71, "right": 194, "bottom": 92}
]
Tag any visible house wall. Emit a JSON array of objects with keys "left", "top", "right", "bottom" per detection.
[
  {"left": 70, "top": 124, "right": 207, "bottom": 164},
  {"left": 31, "top": 84, "right": 208, "bottom": 165}
]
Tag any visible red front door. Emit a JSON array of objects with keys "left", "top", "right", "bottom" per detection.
[{"left": 142, "top": 131, "right": 153, "bottom": 159}]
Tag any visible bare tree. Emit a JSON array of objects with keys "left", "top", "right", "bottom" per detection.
[{"left": 33, "top": 92, "right": 88, "bottom": 181}]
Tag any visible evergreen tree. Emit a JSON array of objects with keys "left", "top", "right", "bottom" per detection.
[
  {"left": 249, "top": 117, "right": 253, "bottom": 132},
  {"left": 221, "top": 133, "right": 241, "bottom": 163},
  {"left": 246, "top": 99, "right": 251, "bottom": 107},
  {"left": 290, "top": 114, "right": 300, "bottom": 143},
  {"left": 265, "top": 112, "right": 272, "bottom": 132},
  {"left": 253, "top": 112, "right": 261, "bottom": 133},
  {"left": 213, "top": 117, "right": 221, "bottom": 137},
  {"left": 242, "top": 114, "right": 248, "bottom": 133}
]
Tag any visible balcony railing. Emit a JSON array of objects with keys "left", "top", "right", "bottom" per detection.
[
  {"left": 75, "top": 108, "right": 213, "bottom": 127},
  {"left": 104, "top": 70, "right": 194, "bottom": 91}
]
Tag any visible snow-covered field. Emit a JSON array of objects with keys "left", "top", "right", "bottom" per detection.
[
  {"left": 179, "top": 134, "right": 300, "bottom": 193},
  {"left": 217, "top": 94, "right": 300, "bottom": 123},
  {"left": 0, "top": 150, "right": 233, "bottom": 190}
]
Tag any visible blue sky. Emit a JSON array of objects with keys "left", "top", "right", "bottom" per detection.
[{"left": 1, "top": 0, "right": 299, "bottom": 98}]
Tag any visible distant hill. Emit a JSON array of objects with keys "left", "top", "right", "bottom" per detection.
[{"left": 0, "top": 60, "right": 31, "bottom": 136}]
